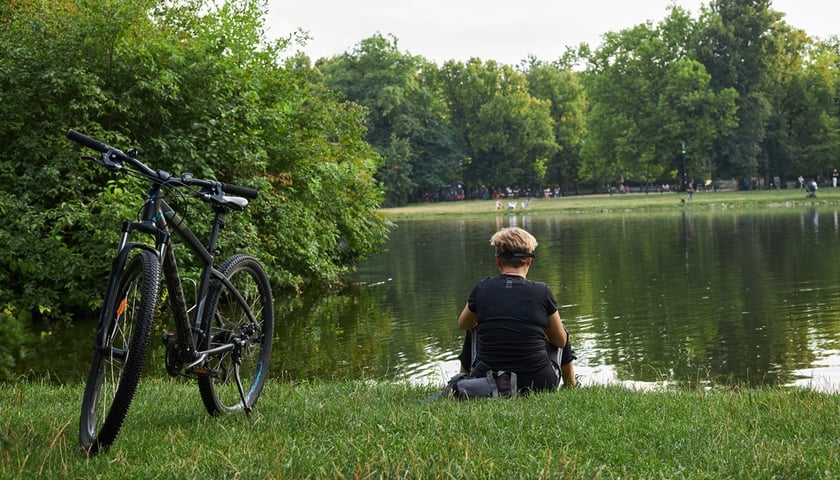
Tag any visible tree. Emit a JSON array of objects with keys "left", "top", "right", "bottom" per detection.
[
  {"left": 692, "top": 0, "right": 782, "bottom": 178},
  {"left": 0, "top": 0, "right": 387, "bottom": 334},
  {"left": 469, "top": 91, "right": 558, "bottom": 189},
  {"left": 320, "top": 34, "right": 463, "bottom": 205},
  {"left": 762, "top": 26, "right": 840, "bottom": 180},
  {"left": 526, "top": 59, "right": 588, "bottom": 193},
  {"left": 790, "top": 41, "right": 840, "bottom": 175},
  {"left": 439, "top": 59, "right": 557, "bottom": 192},
  {"left": 581, "top": 7, "right": 737, "bottom": 188}
]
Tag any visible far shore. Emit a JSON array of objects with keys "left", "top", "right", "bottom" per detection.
[{"left": 379, "top": 187, "right": 840, "bottom": 219}]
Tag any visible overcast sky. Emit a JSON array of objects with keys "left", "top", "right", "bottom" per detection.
[{"left": 265, "top": 0, "right": 839, "bottom": 65}]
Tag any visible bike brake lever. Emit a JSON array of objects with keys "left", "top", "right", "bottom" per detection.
[
  {"left": 81, "top": 154, "right": 120, "bottom": 172},
  {"left": 101, "top": 149, "right": 124, "bottom": 171}
]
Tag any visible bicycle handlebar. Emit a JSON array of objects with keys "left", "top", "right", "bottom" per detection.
[
  {"left": 66, "top": 129, "right": 259, "bottom": 200},
  {"left": 67, "top": 129, "right": 109, "bottom": 153},
  {"left": 219, "top": 182, "right": 258, "bottom": 199}
]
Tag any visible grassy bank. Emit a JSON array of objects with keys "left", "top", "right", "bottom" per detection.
[
  {"left": 380, "top": 188, "right": 840, "bottom": 219},
  {"left": 2, "top": 379, "right": 838, "bottom": 479}
]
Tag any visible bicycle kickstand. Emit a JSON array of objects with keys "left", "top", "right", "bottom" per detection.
[{"left": 232, "top": 341, "right": 252, "bottom": 418}]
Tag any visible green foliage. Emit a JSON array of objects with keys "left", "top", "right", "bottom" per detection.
[
  {"left": 314, "top": 1, "right": 840, "bottom": 198},
  {"left": 470, "top": 92, "right": 558, "bottom": 188},
  {"left": 0, "top": 307, "right": 34, "bottom": 382},
  {"left": 320, "top": 34, "right": 463, "bottom": 206},
  {"left": 0, "top": 0, "right": 387, "bottom": 331},
  {"left": 527, "top": 60, "right": 588, "bottom": 191},
  {"left": 692, "top": 0, "right": 782, "bottom": 177},
  {"left": 773, "top": 38, "right": 840, "bottom": 177},
  {"left": 582, "top": 10, "right": 738, "bottom": 186},
  {"left": 438, "top": 59, "right": 561, "bottom": 191},
  {"left": 318, "top": 0, "right": 840, "bottom": 198}
]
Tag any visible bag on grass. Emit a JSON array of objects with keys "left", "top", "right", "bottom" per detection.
[{"left": 439, "top": 368, "right": 517, "bottom": 400}]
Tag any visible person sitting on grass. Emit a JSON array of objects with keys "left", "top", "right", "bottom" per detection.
[{"left": 456, "top": 227, "right": 577, "bottom": 393}]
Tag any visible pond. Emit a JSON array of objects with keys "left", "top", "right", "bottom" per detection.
[{"left": 20, "top": 206, "right": 840, "bottom": 391}]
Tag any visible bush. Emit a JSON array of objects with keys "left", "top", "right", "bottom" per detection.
[{"left": 0, "top": 0, "right": 387, "bottom": 328}]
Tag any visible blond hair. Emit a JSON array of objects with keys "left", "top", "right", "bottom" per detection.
[{"left": 489, "top": 227, "right": 538, "bottom": 267}]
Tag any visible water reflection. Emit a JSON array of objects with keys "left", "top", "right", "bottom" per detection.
[
  {"left": 347, "top": 207, "right": 840, "bottom": 392},
  {"left": 20, "top": 207, "right": 840, "bottom": 392}
]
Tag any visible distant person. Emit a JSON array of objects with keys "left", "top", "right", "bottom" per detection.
[
  {"left": 833, "top": 168, "right": 838, "bottom": 188},
  {"left": 799, "top": 175, "right": 805, "bottom": 189},
  {"left": 456, "top": 227, "right": 578, "bottom": 394},
  {"left": 806, "top": 179, "right": 818, "bottom": 198}
]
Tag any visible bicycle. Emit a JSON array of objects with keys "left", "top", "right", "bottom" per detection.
[{"left": 66, "top": 129, "right": 274, "bottom": 455}]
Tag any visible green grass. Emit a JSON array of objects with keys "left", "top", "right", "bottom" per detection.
[
  {"left": 2, "top": 379, "right": 838, "bottom": 478},
  {"left": 380, "top": 188, "right": 840, "bottom": 219}
]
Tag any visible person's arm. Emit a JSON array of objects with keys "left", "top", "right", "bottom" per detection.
[
  {"left": 458, "top": 303, "right": 477, "bottom": 330},
  {"left": 545, "top": 311, "right": 567, "bottom": 347}
]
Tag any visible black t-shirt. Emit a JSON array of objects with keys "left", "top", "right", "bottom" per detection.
[{"left": 467, "top": 274, "right": 559, "bottom": 376}]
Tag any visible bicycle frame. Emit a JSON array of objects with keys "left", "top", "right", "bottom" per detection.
[
  {"left": 70, "top": 129, "right": 271, "bottom": 453},
  {"left": 95, "top": 180, "right": 255, "bottom": 373}
]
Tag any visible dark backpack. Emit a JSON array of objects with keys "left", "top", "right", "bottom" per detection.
[{"left": 439, "top": 367, "right": 517, "bottom": 400}]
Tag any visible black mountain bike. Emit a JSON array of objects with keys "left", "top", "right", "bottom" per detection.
[{"left": 67, "top": 130, "right": 274, "bottom": 455}]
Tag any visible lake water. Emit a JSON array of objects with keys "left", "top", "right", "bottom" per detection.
[{"left": 21, "top": 206, "right": 840, "bottom": 392}]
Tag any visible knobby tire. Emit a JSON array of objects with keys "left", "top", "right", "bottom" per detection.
[
  {"left": 79, "top": 250, "right": 160, "bottom": 455},
  {"left": 198, "top": 254, "right": 273, "bottom": 414}
]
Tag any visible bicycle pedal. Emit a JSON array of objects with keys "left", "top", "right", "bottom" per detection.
[
  {"left": 161, "top": 332, "right": 176, "bottom": 345},
  {"left": 186, "top": 366, "right": 217, "bottom": 378}
]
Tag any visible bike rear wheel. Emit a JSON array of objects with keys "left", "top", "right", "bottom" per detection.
[
  {"left": 198, "top": 254, "right": 273, "bottom": 414},
  {"left": 79, "top": 250, "right": 160, "bottom": 454}
]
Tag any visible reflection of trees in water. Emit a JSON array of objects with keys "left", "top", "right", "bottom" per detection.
[
  {"left": 274, "top": 210, "right": 840, "bottom": 387},
  {"left": 272, "top": 286, "right": 395, "bottom": 381},
  {"left": 560, "top": 209, "right": 840, "bottom": 387},
  {"left": 272, "top": 278, "right": 464, "bottom": 382},
  {"left": 17, "top": 210, "right": 840, "bottom": 387}
]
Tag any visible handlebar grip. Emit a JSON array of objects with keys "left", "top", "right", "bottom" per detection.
[
  {"left": 67, "top": 129, "right": 108, "bottom": 153},
  {"left": 222, "top": 182, "right": 259, "bottom": 199}
]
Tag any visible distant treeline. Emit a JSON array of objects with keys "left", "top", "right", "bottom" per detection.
[{"left": 314, "top": 1, "right": 840, "bottom": 205}]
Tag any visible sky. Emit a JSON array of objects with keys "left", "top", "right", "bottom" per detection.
[{"left": 265, "top": 0, "right": 840, "bottom": 65}]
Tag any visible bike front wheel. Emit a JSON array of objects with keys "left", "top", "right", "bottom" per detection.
[
  {"left": 79, "top": 250, "right": 160, "bottom": 454},
  {"left": 198, "top": 254, "right": 273, "bottom": 414}
]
